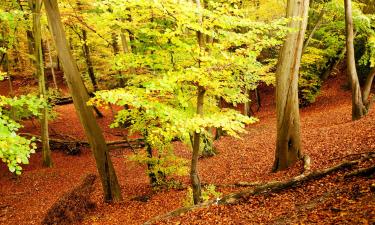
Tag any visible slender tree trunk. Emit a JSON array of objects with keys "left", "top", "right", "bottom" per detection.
[
  {"left": 57, "top": 56, "right": 61, "bottom": 71},
  {"left": 244, "top": 89, "right": 252, "bottom": 116},
  {"left": 321, "top": 47, "right": 346, "bottom": 80},
  {"left": 120, "top": 29, "right": 136, "bottom": 76},
  {"left": 120, "top": 30, "right": 131, "bottom": 54},
  {"left": 145, "top": 142, "right": 158, "bottom": 186},
  {"left": 191, "top": 86, "right": 205, "bottom": 204},
  {"left": 362, "top": 67, "right": 374, "bottom": 107},
  {"left": 344, "top": 0, "right": 366, "bottom": 120},
  {"left": 46, "top": 38, "right": 58, "bottom": 89},
  {"left": 190, "top": 0, "right": 205, "bottom": 205},
  {"left": 111, "top": 33, "right": 120, "bottom": 55},
  {"left": 273, "top": 0, "right": 309, "bottom": 172},
  {"left": 44, "top": 0, "right": 122, "bottom": 202},
  {"left": 254, "top": 88, "right": 261, "bottom": 111},
  {"left": 302, "top": 7, "right": 325, "bottom": 54},
  {"left": 17, "top": 0, "right": 35, "bottom": 61},
  {"left": 81, "top": 29, "right": 98, "bottom": 92},
  {"left": 30, "top": 0, "right": 53, "bottom": 167},
  {"left": 3, "top": 54, "right": 14, "bottom": 98}
]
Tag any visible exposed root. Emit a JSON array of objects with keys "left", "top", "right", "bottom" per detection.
[
  {"left": 303, "top": 154, "right": 311, "bottom": 173},
  {"left": 143, "top": 152, "right": 375, "bottom": 225}
]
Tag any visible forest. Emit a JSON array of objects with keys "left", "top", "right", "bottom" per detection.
[{"left": 0, "top": 0, "right": 374, "bottom": 224}]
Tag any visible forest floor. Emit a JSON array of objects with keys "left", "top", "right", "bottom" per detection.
[{"left": 0, "top": 70, "right": 374, "bottom": 225}]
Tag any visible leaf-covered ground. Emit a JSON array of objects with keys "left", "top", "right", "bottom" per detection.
[{"left": 0, "top": 71, "right": 374, "bottom": 225}]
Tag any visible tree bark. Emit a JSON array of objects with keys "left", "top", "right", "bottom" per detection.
[
  {"left": 30, "top": 0, "right": 53, "bottom": 167},
  {"left": 243, "top": 89, "right": 252, "bottom": 117},
  {"left": 191, "top": 86, "right": 205, "bottom": 205},
  {"left": 273, "top": 0, "right": 309, "bottom": 172},
  {"left": 302, "top": 7, "right": 325, "bottom": 54},
  {"left": 43, "top": 0, "right": 122, "bottom": 202},
  {"left": 120, "top": 30, "right": 131, "bottom": 54},
  {"left": 344, "top": 0, "right": 366, "bottom": 120},
  {"left": 46, "top": 38, "right": 58, "bottom": 90},
  {"left": 190, "top": 0, "right": 205, "bottom": 205},
  {"left": 81, "top": 29, "right": 98, "bottom": 92}
]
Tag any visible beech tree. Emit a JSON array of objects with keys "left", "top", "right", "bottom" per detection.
[
  {"left": 89, "top": 0, "right": 286, "bottom": 204},
  {"left": 273, "top": 0, "right": 310, "bottom": 171},
  {"left": 43, "top": 0, "right": 122, "bottom": 202}
]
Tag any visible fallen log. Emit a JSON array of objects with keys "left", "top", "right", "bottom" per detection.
[
  {"left": 143, "top": 152, "right": 375, "bottom": 225},
  {"left": 20, "top": 133, "right": 144, "bottom": 154},
  {"left": 53, "top": 96, "right": 73, "bottom": 105}
]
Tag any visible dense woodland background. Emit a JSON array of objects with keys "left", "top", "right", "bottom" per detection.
[{"left": 0, "top": 0, "right": 374, "bottom": 224}]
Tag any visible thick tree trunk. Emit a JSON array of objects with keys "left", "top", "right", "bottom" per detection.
[
  {"left": 44, "top": 0, "right": 122, "bottom": 202},
  {"left": 362, "top": 67, "right": 374, "bottom": 107},
  {"left": 273, "top": 0, "right": 309, "bottom": 171},
  {"left": 344, "top": 0, "right": 366, "bottom": 120},
  {"left": 30, "top": 0, "right": 53, "bottom": 167}
]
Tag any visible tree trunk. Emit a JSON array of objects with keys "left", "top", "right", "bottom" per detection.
[
  {"left": 362, "top": 67, "right": 374, "bottom": 107},
  {"left": 302, "top": 7, "right": 325, "bottom": 54},
  {"left": 273, "top": 0, "right": 309, "bottom": 172},
  {"left": 44, "top": 0, "right": 122, "bottom": 202},
  {"left": 190, "top": 0, "right": 205, "bottom": 205},
  {"left": 145, "top": 142, "right": 158, "bottom": 186},
  {"left": 344, "top": 0, "right": 366, "bottom": 120},
  {"left": 81, "top": 29, "right": 98, "bottom": 92},
  {"left": 17, "top": 0, "right": 35, "bottom": 61},
  {"left": 30, "top": 0, "right": 53, "bottom": 167},
  {"left": 254, "top": 88, "right": 261, "bottom": 111},
  {"left": 46, "top": 38, "right": 58, "bottom": 90},
  {"left": 243, "top": 89, "right": 252, "bottom": 116},
  {"left": 191, "top": 86, "right": 205, "bottom": 204},
  {"left": 120, "top": 30, "right": 131, "bottom": 54}
]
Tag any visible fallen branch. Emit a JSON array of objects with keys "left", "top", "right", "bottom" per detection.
[
  {"left": 143, "top": 152, "right": 375, "bottom": 225},
  {"left": 344, "top": 165, "right": 375, "bottom": 178},
  {"left": 201, "top": 181, "right": 262, "bottom": 188}
]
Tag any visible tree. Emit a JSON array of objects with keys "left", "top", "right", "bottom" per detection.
[
  {"left": 273, "top": 0, "right": 310, "bottom": 171},
  {"left": 29, "top": 0, "right": 52, "bottom": 167},
  {"left": 43, "top": 0, "right": 122, "bottom": 202},
  {"left": 190, "top": 0, "right": 205, "bottom": 205},
  {"left": 344, "top": 0, "right": 366, "bottom": 120}
]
